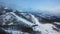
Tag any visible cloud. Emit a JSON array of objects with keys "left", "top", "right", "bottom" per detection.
[
  {"left": 39, "top": 6, "right": 60, "bottom": 14},
  {"left": 38, "top": 6, "right": 60, "bottom": 17}
]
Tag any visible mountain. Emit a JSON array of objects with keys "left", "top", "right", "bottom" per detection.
[{"left": 0, "top": 6, "right": 60, "bottom": 34}]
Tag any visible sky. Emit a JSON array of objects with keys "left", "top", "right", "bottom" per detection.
[{"left": 0, "top": 0, "right": 60, "bottom": 16}]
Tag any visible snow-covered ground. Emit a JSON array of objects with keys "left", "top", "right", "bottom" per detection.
[{"left": 2, "top": 12, "right": 60, "bottom": 34}]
